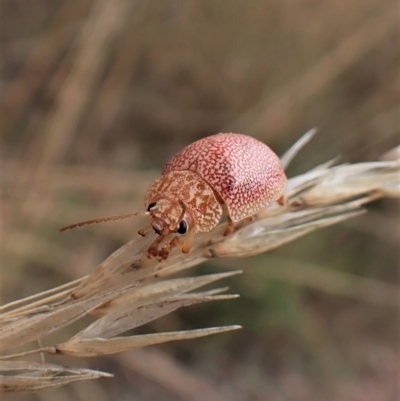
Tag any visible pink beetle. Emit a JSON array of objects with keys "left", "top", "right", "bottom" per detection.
[{"left": 61, "top": 133, "right": 287, "bottom": 259}]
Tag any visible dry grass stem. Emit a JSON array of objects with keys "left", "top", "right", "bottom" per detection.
[
  {"left": 0, "top": 361, "right": 112, "bottom": 393},
  {"left": 1, "top": 131, "right": 399, "bottom": 392}
]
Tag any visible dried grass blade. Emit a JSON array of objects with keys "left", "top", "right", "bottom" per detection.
[
  {"left": 71, "top": 236, "right": 154, "bottom": 299},
  {"left": 75, "top": 294, "right": 239, "bottom": 340},
  {"left": 57, "top": 326, "right": 242, "bottom": 357},
  {"left": 0, "top": 278, "right": 83, "bottom": 314},
  {"left": 0, "top": 285, "right": 136, "bottom": 352},
  {"left": 299, "top": 160, "right": 400, "bottom": 206},
  {"left": 95, "top": 271, "right": 241, "bottom": 314},
  {"left": 280, "top": 128, "right": 318, "bottom": 169},
  {"left": 0, "top": 361, "right": 111, "bottom": 392},
  {"left": 211, "top": 210, "right": 365, "bottom": 257}
]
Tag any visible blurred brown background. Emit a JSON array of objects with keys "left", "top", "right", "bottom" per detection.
[{"left": 1, "top": 0, "right": 399, "bottom": 400}]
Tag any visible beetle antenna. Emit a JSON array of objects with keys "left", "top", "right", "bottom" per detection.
[{"left": 60, "top": 212, "right": 150, "bottom": 231}]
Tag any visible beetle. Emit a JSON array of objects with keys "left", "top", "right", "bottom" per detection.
[{"left": 61, "top": 133, "right": 287, "bottom": 259}]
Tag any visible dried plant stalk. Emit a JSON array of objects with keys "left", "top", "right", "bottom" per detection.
[
  {"left": 1, "top": 130, "right": 399, "bottom": 392},
  {"left": 0, "top": 361, "right": 112, "bottom": 393}
]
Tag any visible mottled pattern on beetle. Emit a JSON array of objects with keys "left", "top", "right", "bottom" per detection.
[
  {"left": 162, "top": 133, "right": 286, "bottom": 221},
  {"left": 145, "top": 170, "right": 222, "bottom": 233}
]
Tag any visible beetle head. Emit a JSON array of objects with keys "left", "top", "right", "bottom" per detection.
[{"left": 145, "top": 198, "right": 194, "bottom": 237}]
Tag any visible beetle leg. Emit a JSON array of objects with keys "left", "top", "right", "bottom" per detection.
[
  {"left": 277, "top": 194, "right": 287, "bottom": 206},
  {"left": 224, "top": 217, "right": 235, "bottom": 236},
  {"left": 182, "top": 227, "right": 196, "bottom": 253},
  {"left": 159, "top": 236, "right": 182, "bottom": 259},
  {"left": 160, "top": 225, "right": 196, "bottom": 258},
  {"left": 146, "top": 235, "right": 164, "bottom": 258},
  {"left": 223, "top": 215, "right": 253, "bottom": 236},
  {"left": 147, "top": 227, "right": 196, "bottom": 259}
]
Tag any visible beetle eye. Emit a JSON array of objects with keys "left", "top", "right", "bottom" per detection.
[
  {"left": 177, "top": 220, "right": 188, "bottom": 234},
  {"left": 147, "top": 202, "right": 157, "bottom": 211}
]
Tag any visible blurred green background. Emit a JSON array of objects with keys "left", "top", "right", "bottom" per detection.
[{"left": 1, "top": 0, "right": 399, "bottom": 400}]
